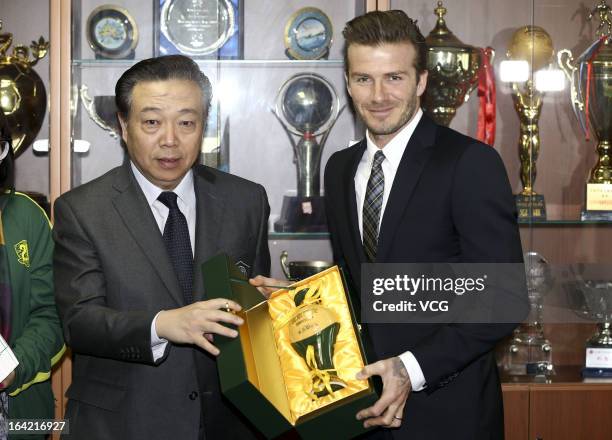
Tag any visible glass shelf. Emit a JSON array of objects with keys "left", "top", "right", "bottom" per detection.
[
  {"left": 72, "top": 59, "right": 345, "bottom": 68},
  {"left": 518, "top": 220, "right": 612, "bottom": 226}
]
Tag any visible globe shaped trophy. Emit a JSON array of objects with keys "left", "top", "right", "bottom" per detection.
[
  {"left": 507, "top": 26, "right": 555, "bottom": 221},
  {"left": 272, "top": 73, "right": 343, "bottom": 232}
]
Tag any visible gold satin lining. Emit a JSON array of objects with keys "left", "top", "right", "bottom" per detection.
[
  {"left": 0, "top": 210, "right": 5, "bottom": 245},
  {"left": 239, "top": 302, "right": 293, "bottom": 423},
  {"left": 267, "top": 266, "right": 369, "bottom": 422}
]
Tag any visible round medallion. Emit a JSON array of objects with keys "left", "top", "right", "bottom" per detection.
[
  {"left": 160, "top": 0, "right": 235, "bottom": 56},
  {"left": 86, "top": 5, "right": 138, "bottom": 59},
  {"left": 284, "top": 7, "right": 333, "bottom": 60}
]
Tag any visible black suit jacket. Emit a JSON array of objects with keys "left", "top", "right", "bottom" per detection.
[
  {"left": 53, "top": 164, "right": 270, "bottom": 440},
  {"left": 324, "top": 115, "right": 526, "bottom": 440}
]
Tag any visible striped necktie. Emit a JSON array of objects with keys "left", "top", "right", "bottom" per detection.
[{"left": 362, "top": 150, "right": 385, "bottom": 262}]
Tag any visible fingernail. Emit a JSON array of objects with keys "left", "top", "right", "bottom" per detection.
[{"left": 231, "top": 330, "right": 238, "bottom": 337}]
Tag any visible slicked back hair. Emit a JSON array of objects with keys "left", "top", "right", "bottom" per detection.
[
  {"left": 342, "top": 10, "right": 427, "bottom": 75},
  {"left": 115, "top": 54, "right": 212, "bottom": 121}
]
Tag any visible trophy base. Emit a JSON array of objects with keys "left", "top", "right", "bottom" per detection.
[
  {"left": 515, "top": 194, "right": 546, "bottom": 220},
  {"left": 585, "top": 183, "right": 612, "bottom": 212},
  {"left": 95, "top": 50, "right": 135, "bottom": 60},
  {"left": 274, "top": 195, "right": 327, "bottom": 233},
  {"left": 502, "top": 333, "right": 554, "bottom": 376},
  {"left": 581, "top": 210, "right": 612, "bottom": 221},
  {"left": 582, "top": 367, "right": 612, "bottom": 378}
]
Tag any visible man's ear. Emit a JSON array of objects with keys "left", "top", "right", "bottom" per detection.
[
  {"left": 118, "top": 113, "right": 129, "bottom": 144},
  {"left": 345, "top": 72, "right": 353, "bottom": 99},
  {"left": 416, "top": 70, "right": 428, "bottom": 98}
]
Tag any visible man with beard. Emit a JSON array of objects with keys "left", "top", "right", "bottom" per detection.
[{"left": 322, "top": 10, "right": 525, "bottom": 439}]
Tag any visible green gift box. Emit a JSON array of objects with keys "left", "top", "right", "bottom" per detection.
[{"left": 202, "top": 254, "right": 378, "bottom": 439}]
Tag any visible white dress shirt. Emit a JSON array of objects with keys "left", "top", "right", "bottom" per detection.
[
  {"left": 130, "top": 162, "right": 196, "bottom": 362},
  {"left": 354, "top": 109, "right": 427, "bottom": 391}
]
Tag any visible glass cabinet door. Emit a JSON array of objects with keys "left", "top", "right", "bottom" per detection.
[
  {"left": 1, "top": 0, "right": 53, "bottom": 212},
  {"left": 69, "top": 0, "right": 369, "bottom": 277}
]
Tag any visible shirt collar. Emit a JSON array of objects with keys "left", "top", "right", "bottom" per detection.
[
  {"left": 130, "top": 161, "right": 195, "bottom": 207},
  {"left": 364, "top": 108, "right": 423, "bottom": 170}
]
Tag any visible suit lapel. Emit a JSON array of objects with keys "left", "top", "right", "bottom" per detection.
[
  {"left": 192, "top": 166, "right": 226, "bottom": 301},
  {"left": 111, "top": 164, "right": 185, "bottom": 307},
  {"left": 344, "top": 140, "right": 368, "bottom": 263},
  {"left": 377, "top": 115, "right": 437, "bottom": 261}
]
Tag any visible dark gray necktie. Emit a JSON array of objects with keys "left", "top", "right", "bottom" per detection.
[
  {"left": 363, "top": 150, "right": 385, "bottom": 262},
  {"left": 158, "top": 191, "right": 193, "bottom": 304}
]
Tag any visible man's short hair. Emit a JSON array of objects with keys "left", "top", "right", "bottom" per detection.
[
  {"left": 115, "top": 55, "right": 213, "bottom": 120},
  {"left": 342, "top": 10, "right": 427, "bottom": 75}
]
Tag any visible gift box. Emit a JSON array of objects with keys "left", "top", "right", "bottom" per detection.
[{"left": 202, "top": 254, "right": 378, "bottom": 439}]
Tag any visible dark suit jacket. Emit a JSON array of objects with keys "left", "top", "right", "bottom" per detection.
[
  {"left": 324, "top": 115, "right": 527, "bottom": 440},
  {"left": 53, "top": 164, "right": 270, "bottom": 440}
]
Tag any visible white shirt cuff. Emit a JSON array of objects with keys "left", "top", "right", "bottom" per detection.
[
  {"left": 151, "top": 311, "right": 169, "bottom": 362},
  {"left": 399, "top": 351, "right": 427, "bottom": 391}
]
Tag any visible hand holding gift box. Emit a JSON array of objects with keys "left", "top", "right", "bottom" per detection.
[{"left": 202, "top": 254, "right": 378, "bottom": 439}]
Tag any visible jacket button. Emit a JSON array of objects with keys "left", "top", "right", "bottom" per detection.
[{"left": 189, "top": 391, "right": 198, "bottom": 400}]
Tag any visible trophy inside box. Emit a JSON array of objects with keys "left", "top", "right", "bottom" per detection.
[{"left": 202, "top": 256, "right": 377, "bottom": 439}]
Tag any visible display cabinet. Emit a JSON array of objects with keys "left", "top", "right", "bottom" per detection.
[{"left": 2, "top": 0, "right": 612, "bottom": 437}]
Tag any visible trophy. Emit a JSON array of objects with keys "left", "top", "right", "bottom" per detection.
[
  {"left": 507, "top": 26, "right": 555, "bottom": 220},
  {"left": 280, "top": 250, "right": 333, "bottom": 281},
  {"left": 504, "top": 252, "right": 554, "bottom": 376},
  {"left": 558, "top": 0, "right": 612, "bottom": 220},
  {"left": 579, "top": 281, "right": 612, "bottom": 376},
  {"left": 0, "top": 20, "right": 48, "bottom": 157},
  {"left": 565, "top": 264, "right": 612, "bottom": 377},
  {"left": 287, "top": 285, "right": 346, "bottom": 398},
  {"left": 80, "top": 85, "right": 120, "bottom": 139},
  {"left": 423, "top": 1, "right": 483, "bottom": 127},
  {"left": 272, "top": 73, "right": 343, "bottom": 232}
]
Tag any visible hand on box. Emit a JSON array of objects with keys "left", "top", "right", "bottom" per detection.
[
  {"left": 355, "top": 356, "right": 411, "bottom": 429},
  {"left": 156, "top": 299, "right": 244, "bottom": 356},
  {"left": 249, "top": 275, "right": 290, "bottom": 298}
]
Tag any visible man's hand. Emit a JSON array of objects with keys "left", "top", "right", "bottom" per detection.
[
  {"left": 0, "top": 371, "right": 15, "bottom": 390},
  {"left": 249, "top": 275, "right": 290, "bottom": 298},
  {"left": 156, "top": 298, "right": 244, "bottom": 356},
  {"left": 356, "top": 357, "right": 411, "bottom": 429}
]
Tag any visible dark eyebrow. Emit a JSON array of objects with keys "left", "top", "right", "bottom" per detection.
[
  {"left": 139, "top": 106, "right": 162, "bottom": 113},
  {"left": 138, "top": 107, "right": 200, "bottom": 115}
]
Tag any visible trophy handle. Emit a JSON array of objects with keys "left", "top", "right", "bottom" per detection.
[
  {"left": 80, "top": 85, "right": 120, "bottom": 139},
  {"left": 270, "top": 108, "right": 299, "bottom": 159},
  {"left": 557, "top": 49, "right": 588, "bottom": 135},
  {"left": 557, "top": 49, "right": 584, "bottom": 113},
  {"left": 280, "top": 250, "right": 291, "bottom": 280}
]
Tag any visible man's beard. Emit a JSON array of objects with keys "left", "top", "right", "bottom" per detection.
[{"left": 365, "top": 94, "right": 418, "bottom": 136}]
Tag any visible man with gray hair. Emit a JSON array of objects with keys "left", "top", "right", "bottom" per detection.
[{"left": 54, "top": 55, "right": 270, "bottom": 439}]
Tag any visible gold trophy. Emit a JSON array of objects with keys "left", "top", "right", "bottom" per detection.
[
  {"left": 287, "top": 286, "right": 346, "bottom": 399},
  {"left": 423, "top": 1, "right": 482, "bottom": 126},
  {"left": 558, "top": 0, "right": 612, "bottom": 220},
  {"left": 507, "top": 26, "right": 555, "bottom": 220},
  {"left": 0, "top": 20, "right": 48, "bottom": 157}
]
